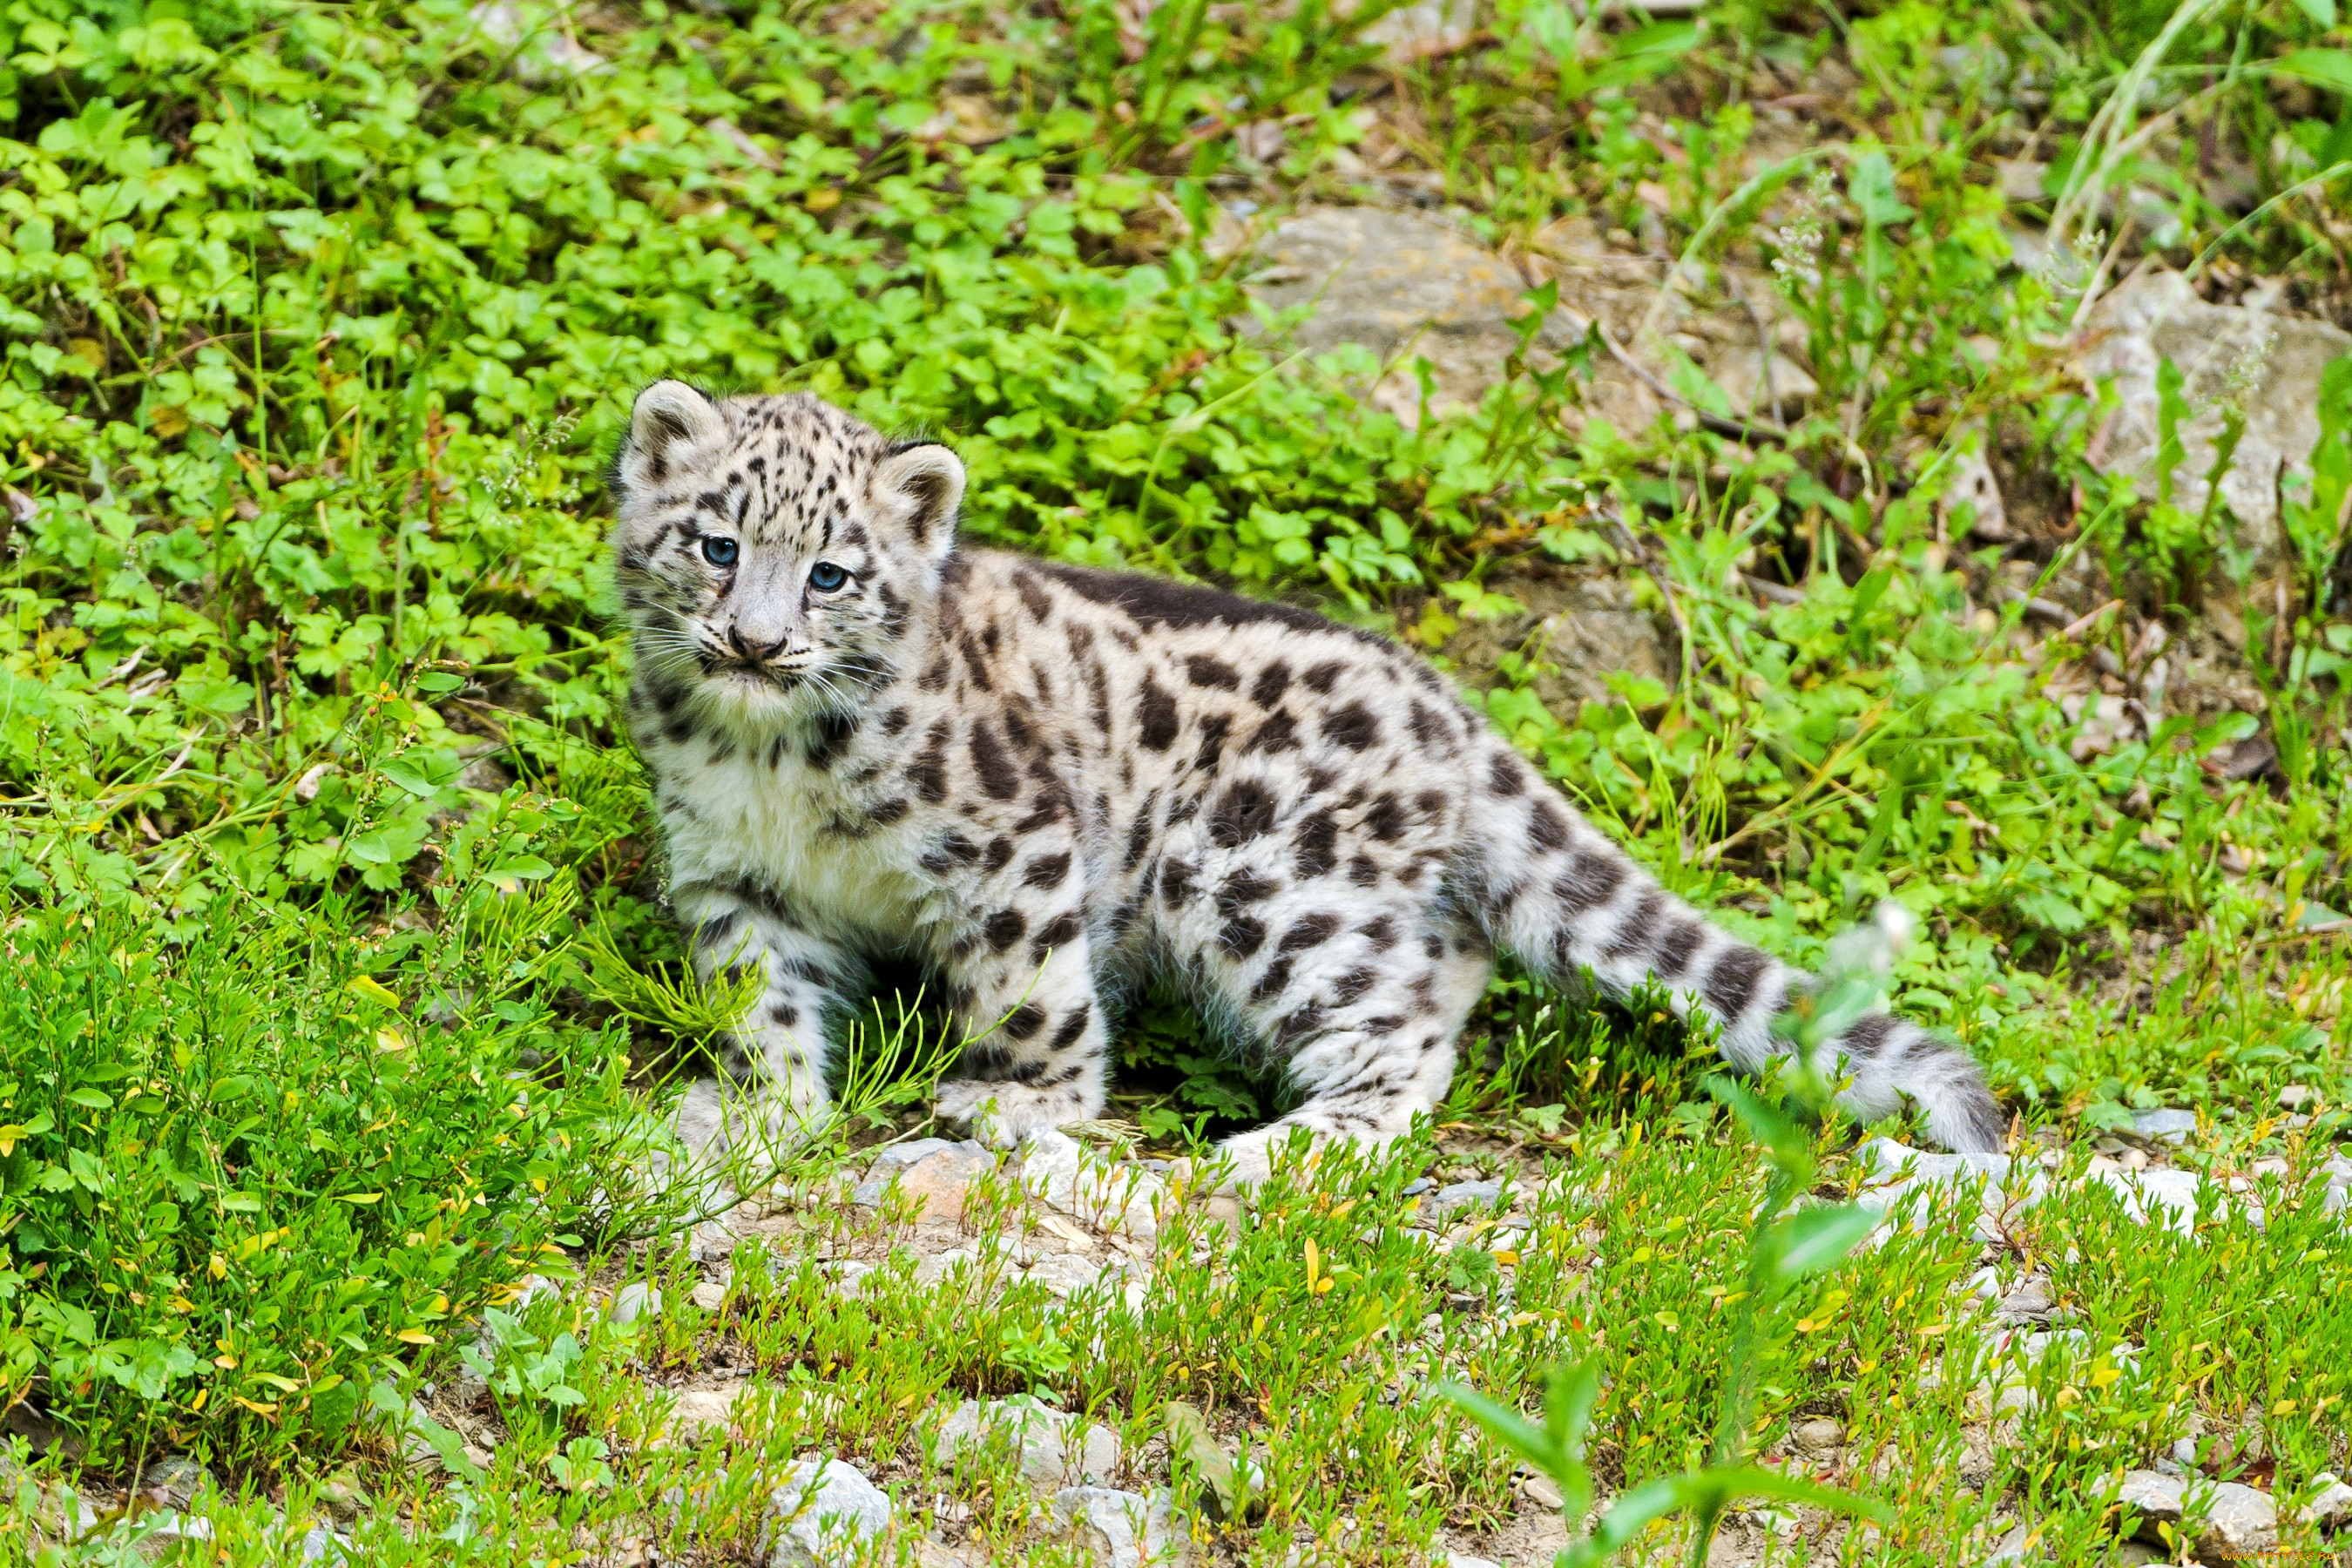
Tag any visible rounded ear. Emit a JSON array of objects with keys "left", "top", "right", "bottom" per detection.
[
  {"left": 618, "top": 381, "right": 725, "bottom": 490},
  {"left": 878, "top": 441, "right": 966, "bottom": 561}
]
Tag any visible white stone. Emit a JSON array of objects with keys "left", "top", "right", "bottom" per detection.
[
  {"left": 1441, "top": 1556, "right": 1502, "bottom": 1568},
  {"left": 2300, "top": 1478, "right": 2352, "bottom": 1529},
  {"left": 2196, "top": 1482, "right": 2276, "bottom": 1559},
  {"left": 1016, "top": 1130, "right": 1085, "bottom": 1212},
  {"left": 300, "top": 1524, "right": 350, "bottom": 1564},
  {"left": 937, "top": 1398, "right": 1119, "bottom": 1487},
  {"left": 766, "top": 1458, "right": 892, "bottom": 1567},
  {"left": 690, "top": 1281, "right": 727, "bottom": 1312},
  {"left": 610, "top": 1281, "right": 661, "bottom": 1325},
  {"left": 1052, "top": 1485, "right": 1178, "bottom": 1567}
]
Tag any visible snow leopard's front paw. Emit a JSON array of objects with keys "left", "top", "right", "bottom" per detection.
[{"left": 933, "top": 1079, "right": 1085, "bottom": 1146}]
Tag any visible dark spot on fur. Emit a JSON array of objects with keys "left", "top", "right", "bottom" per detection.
[
  {"left": 1208, "top": 779, "right": 1279, "bottom": 848},
  {"left": 1348, "top": 855, "right": 1381, "bottom": 886},
  {"left": 1013, "top": 570, "right": 1054, "bottom": 622},
  {"left": 1488, "top": 754, "right": 1524, "bottom": 796},
  {"left": 1030, "top": 910, "right": 1081, "bottom": 962},
  {"left": 1250, "top": 957, "right": 1294, "bottom": 1004},
  {"left": 1364, "top": 794, "right": 1407, "bottom": 842},
  {"left": 1301, "top": 660, "right": 1345, "bottom": 693},
  {"left": 1217, "top": 868, "right": 1278, "bottom": 908},
  {"left": 1551, "top": 848, "right": 1627, "bottom": 915},
  {"left": 1220, "top": 915, "right": 1267, "bottom": 960},
  {"left": 983, "top": 910, "right": 1027, "bottom": 951},
  {"left": 922, "top": 832, "right": 982, "bottom": 873},
  {"left": 1048, "top": 1005, "right": 1092, "bottom": 1051},
  {"left": 1137, "top": 672, "right": 1180, "bottom": 752},
  {"left": 983, "top": 836, "right": 1016, "bottom": 873},
  {"left": 805, "top": 709, "right": 857, "bottom": 771},
  {"left": 1003, "top": 1003, "right": 1046, "bottom": 1042},
  {"left": 1322, "top": 701, "right": 1380, "bottom": 752},
  {"left": 970, "top": 720, "right": 1020, "bottom": 800},
  {"left": 1358, "top": 916, "right": 1397, "bottom": 950},
  {"left": 1280, "top": 913, "right": 1341, "bottom": 953},
  {"left": 1602, "top": 892, "right": 1666, "bottom": 960},
  {"left": 1294, "top": 812, "right": 1340, "bottom": 878},
  {"left": 1250, "top": 661, "right": 1292, "bottom": 708},
  {"left": 1243, "top": 711, "right": 1299, "bottom": 755},
  {"left": 1704, "top": 946, "right": 1769, "bottom": 1018},
  {"left": 1186, "top": 655, "right": 1240, "bottom": 691},
  {"left": 1650, "top": 917, "right": 1706, "bottom": 981},
  {"left": 1529, "top": 796, "right": 1571, "bottom": 852},
  {"left": 1330, "top": 967, "right": 1378, "bottom": 1005},
  {"left": 1194, "top": 713, "right": 1233, "bottom": 770},
  {"left": 1022, "top": 852, "right": 1071, "bottom": 889},
  {"left": 1159, "top": 857, "right": 1197, "bottom": 904}
]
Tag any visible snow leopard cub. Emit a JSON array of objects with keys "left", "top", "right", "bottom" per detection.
[{"left": 610, "top": 382, "right": 2005, "bottom": 1180}]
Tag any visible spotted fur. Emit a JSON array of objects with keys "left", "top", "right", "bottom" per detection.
[{"left": 611, "top": 382, "right": 2006, "bottom": 1179}]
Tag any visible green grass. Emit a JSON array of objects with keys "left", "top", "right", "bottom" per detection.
[{"left": 0, "top": 0, "right": 2350, "bottom": 1560}]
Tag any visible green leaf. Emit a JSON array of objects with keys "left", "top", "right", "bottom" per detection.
[
  {"left": 64, "top": 1088, "right": 112, "bottom": 1110},
  {"left": 2274, "top": 48, "right": 2352, "bottom": 92},
  {"left": 1165, "top": 1399, "right": 1252, "bottom": 1521},
  {"left": 1768, "top": 1203, "right": 1880, "bottom": 1281}
]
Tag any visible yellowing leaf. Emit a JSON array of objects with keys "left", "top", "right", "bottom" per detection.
[
  {"left": 347, "top": 975, "right": 402, "bottom": 1009},
  {"left": 393, "top": 1328, "right": 436, "bottom": 1345},
  {"left": 375, "top": 1027, "right": 409, "bottom": 1053},
  {"left": 334, "top": 1193, "right": 383, "bottom": 1205}
]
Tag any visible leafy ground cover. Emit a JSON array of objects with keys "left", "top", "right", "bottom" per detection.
[{"left": 0, "top": 0, "right": 2349, "bottom": 1561}]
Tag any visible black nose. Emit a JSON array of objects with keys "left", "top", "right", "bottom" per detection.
[{"left": 727, "top": 627, "right": 789, "bottom": 663}]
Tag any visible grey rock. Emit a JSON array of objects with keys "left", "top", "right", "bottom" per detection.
[
  {"left": 1790, "top": 1416, "right": 1844, "bottom": 1456},
  {"left": 2196, "top": 1482, "right": 2276, "bottom": 1559},
  {"left": 139, "top": 1455, "right": 210, "bottom": 1507},
  {"left": 1051, "top": 1485, "right": 1179, "bottom": 1567},
  {"left": 690, "top": 1280, "right": 727, "bottom": 1312},
  {"left": 2300, "top": 1478, "right": 2352, "bottom": 1530},
  {"left": 300, "top": 1524, "right": 351, "bottom": 1564},
  {"left": 2116, "top": 1470, "right": 2186, "bottom": 1538},
  {"left": 610, "top": 1281, "right": 662, "bottom": 1325},
  {"left": 2130, "top": 1108, "right": 2199, "bottom": 1145},
  {"left": 938, "top": 1398, "right": 1119, "bottom": 1487},
  {"left": 766, "top": 1458, "right": 892, "bottom": 1568},
  {"left": 2078, "top": 270, "right": 2352, "bottom": 562},
  {"left": 1979, "top": 1521, "right": 2032, "bottom": 1565},
  {"left": 1240, "top": 207, "right": 1584, "bottom": 427},
  {"left": 1425, "top": 1179, "right": 1508, "bottom": 1220},
  {"left": 1016, "top": 1129, "right": 1085, "bottom": 1211},
  {"left": 2169, "top": 1437, "right": 2200, "bottom": 1468},
  {"left": 1360, "top": 0, "right": 1472, "bottom": 63},
  {"left": 667, "top": 1387, "right": 739, "bottom": 1443},
  {"left": 1441, "top": 1556, "right": 1502, "bottom": 1568},
  {"left": 1400, "top": 1178, "right": 1433, "bottom": 1197},
  {"left": 1026, "top": 1252, "right": 1110, "bottom": 1299}
]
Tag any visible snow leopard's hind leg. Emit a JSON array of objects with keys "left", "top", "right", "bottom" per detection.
[{"left": 1213, "top": 907, "right": 1491, "bottom": 1188}]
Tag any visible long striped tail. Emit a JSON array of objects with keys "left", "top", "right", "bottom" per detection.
[{"left": 1466, "top": 744, "right": 2005, "bottom": 1152}]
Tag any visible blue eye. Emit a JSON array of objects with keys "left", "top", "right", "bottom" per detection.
[
  {"left": 701, "top": 536, "right": 738, "bottom": 567},
  {"left": 808, "top": 562, "right": 848, "bottom": 592}
]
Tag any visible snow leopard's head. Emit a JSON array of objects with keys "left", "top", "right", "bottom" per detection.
[{"left": 609, "top": 382, "right": 964, "bottom": 730}]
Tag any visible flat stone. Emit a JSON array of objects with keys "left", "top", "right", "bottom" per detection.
[
  {"left": 2196, "top": 1482, "right": 2277, "bottom": 1559},
  {"left": 2078, "top": 270, "right": 2352, "bottom": 563},
  {"left": 300, "top": 1524, "right": 351, "bottom": 1564},
  {"left": 2131, "top": 1109, "right": 2199, "bottom": 1145},
  {"left": 1051, "top": 1485, "right": 1178, "bottom": 1567},
  {"left": 1441, "top": 1556, "right": 1501, "bottom": 1568},
  {"left": 766, "top": 1458, "right": 892, "bottom": 1567},
  {"left": 2116, "top": 1470, "right": 2186, "bottom": 1538},
  {"left": 690, "top": 1281, "right": 727, "bottom": 1312},
  {"left": 938, "top": 1398, "right": 1119, "bottom": 1487}
]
